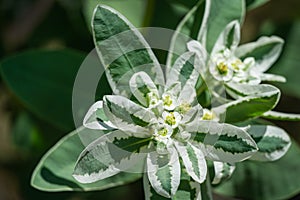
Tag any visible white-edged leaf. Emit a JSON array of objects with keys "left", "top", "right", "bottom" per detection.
[
  {"left": 219, "top": 83, "right": 281, "bottom": 122},
  {"left": 260, "top": 73, "right": 286, "bottom": 83},
  {"left": 83, "top": 101, "right": 117, "bottom": 130},
  {"left": 147, "top": 147, "right": 180, "bottom": 198},
  {"left": 166, "top": 52, "right": 202, "bottom": 90},
  {"left": 235, "top": 36, "right": 284, "bottom": 72},
  {"left": 174, "top": 141, "right": 207, "bottom": 183},
  {"left": 166, "top": 0, "right": 206, "bottom": 68},
  {"left": 103, "top": 95, "right": 155, "bottom": 137},
  {"left": 129, "top": 71, "right": 159, "bottom": 107},
  {"left": 247, "top": 125, "right": 291, "bottom": 161},
  {"left": 73, "top": 130, "right": 149, "bottom": 183},
  {"left": 92, "top": 5, "right": 164, "bottom": 97},
  {"left": 211, "top": 161, "right": 235, "bottom": 185},
  {"left": 211, "top": 20, "right": 241, "bottom": 55},
  {"left": 187, "top": 121, "right": 258, "bottom": 163},
  {"left": 263, "top": 111, "right": 300, "bottom": 121}
]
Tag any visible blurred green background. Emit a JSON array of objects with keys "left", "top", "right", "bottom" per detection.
[{"left": 0, "top": 0, "right": 300, "bottom": 199}]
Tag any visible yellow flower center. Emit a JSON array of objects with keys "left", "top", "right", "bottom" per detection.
[
  {"left": 217, "top": 62, "right": 228, "bottom": 75},
  {"left": 157, "top": 128, "right": 168, "bottom": 136},
  {"left": 177, "top": 102, "right": 191, "bottom": 114},
  {"left": 231, "top": 59, "right": 243, "bottom": 70},
  {"left": 165, "top": 112, "right": 176, "bottom": 125},
  {"left": 163, "top": 95, "right": 173, "bottom": 107},
  {"left": 202, "top": 110, "right": 214, "bottom": 120}
]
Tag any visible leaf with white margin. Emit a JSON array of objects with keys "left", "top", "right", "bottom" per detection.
[
  {"left": 166, "top": 0, "right": 206, "bottom": 68},
  {"left": 73, "top": 130, "right": 149, "bottom": 183},
  {"left": 103, "top": 95, "right": 155, "bottom": 137},
  {"left": 187, "top": 121, "right": 258, "bottom": 163},
  {"left": 260, "top": 73, "right": 286, "bottom": 83},
  {"left": 263, "top": 111, "right": 300, "bottom": 121},
  {"left": 174, "top": 141, "right": 207, "bottom": 184},
  {"left": 262, "top": 111, "right": 300, "bottom": 121},
  {"left": 197, "top": 0, "right": 245, "bottom": 53},
  {"left": 147, "top": 147, "right": 181, "bottom": 198},
  {"left": 144, "top": 166, "right": 202, "bottom": 200},
  {"left": 129, "top": 71, "right": 160, "bottom": 107},
  {"left": 247, "top": 125, "right": 291, "bottom": 161},
  {"left": 92, "top": 5, "right": 164, "bottom": 97},
  {"left": 235, "top": 36, "right": 284, "bottom": 72},
  {"left": 166, "top": 52, "right": 202, "bottom": 89},
  {"left": 218, "top": 83, "right": 280, "bottom": 122},
  {"left": 211, "top": 161, "right": 235, "bottom": 185},
  {"left": 83, "top": 101, "right": 117, "bottom": 130},
  {"left": 211, "top": 20, "right": 241, "bottom": 55}
]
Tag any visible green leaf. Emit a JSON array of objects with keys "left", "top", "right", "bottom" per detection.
[
  {"left": 246, "top": 0, "right": 270, "bottom": 10},
  {"left": 92, "top": 5, "right": 164, "bottom": 97},
  {"left": 214, "top": 141, "right": 300, "bottom": 200},
  {"left": 188, "top": 121, "right": 258, "bottom": 163},
  {"left": 174, "top": 142, "right": 207, "bottom": 184},
  {"left": 83, "top": 0, "right": 148, "bottom": 30},
  {"left": 218, "top": 83, "right": 280, "bottom": 123},
  {"left": 0, "top": 49, "right": 86, "bottom": 131},
  {"left": 31, "top": 127, "right": 142, "bottom": 191},
  {"left": 147, "top": 147, "right": 181, "bottom": 198},
  {"left": 263, "top": 111, "right": 300, "bottom": 121},
  {"left": 235, "top": 36, "right": 284, "bottom": 72},
  {"left": 198, "top": 0, "right": 245, "bottom": 53},
  {"left": 166, "top": 0, "right": 206, "bottom": 67},
  {"left": 247, "top": 125, "right": 291, "bottom": 161},
  {"left": 269, "top": 21, "right": 300, "bottom": 99},
  {"left": 73, "top": 130, "right": 149, "bottom": 183},
  {"left": 103, "top": 95, "right": 155, "bottom": 137}
]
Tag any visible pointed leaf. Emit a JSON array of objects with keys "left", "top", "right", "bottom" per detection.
[
  {"left": 83, "top": 101, "right": 116, "bottom": 130},
  {"left": 92, "top": 5, "right": 164, "bottom": 97},
  {"left": 235, "top": 36, "right": 284, "bottom": 72},
  {"left": 147, "top": 147, "right": 181, "bottom": 198},
  {"left": 188, "top": 121, "right": 258, "bottom": 163},
  {"left": 175, "top": 142, "right": 207, "bottom": 183},
  {"left": 263, "top": 111, "right": 300, "bottom": 121},
  {"left": 166, "top": 52, "right": 202, "bottom": 90},
  {"left": 73, "top": 130, "right": 149, "bottom": 183},
  {"left": 211, "top": 161, "right": 235, "bottom": 185},
  {"left": 247, "top": 125, "right": 291, "bottom": 161},
  {"left": 31, "top": 127, "right": 142, "bottom": 191},
  {"left": 219, "top": 83, "right": 280, "bottom": 122},
  {"left": 212, "top": 20, "right": 241, "bottom": 55},
  {"left": 103, "top": 95, "right": 155, "bottom": 137},
  {"left": 260, "top": 73, "right": 286, "bottom": 83}
]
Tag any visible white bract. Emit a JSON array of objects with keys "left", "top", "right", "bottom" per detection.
[{"left": 188, "top": 20, "right": 286, "bottom": 85}]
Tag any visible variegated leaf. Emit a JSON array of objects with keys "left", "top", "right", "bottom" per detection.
[
  {"left": 147, "top": 147, "right": 181, "bottom": 198},
  {"left": 73, "top": 130, "right": 149, "bottom": 183},
  {"left": 235, "top": 36, "right": 284, "bottom": 72},
  {"left": 174, "top": 141, "right": 207, "bottom": 184},
  {"left": 260, "top": 73, "right": 286, "bottom": 83},
  {"left": 166, "top": 0, "right": 206, "bottom": 68},
  {"left": 129, "top": 71, "right": 160, "bottom": 107},
  {"left": 92, "top": 5, "right": 164, "bottom": 97},
  {"left": 211, "top": 161, "right": 235, "bottom": 185},
  {"left": 166, "top": 52, "right": 202, "bottom": 90},
  {"left": 83, "top": 101, "right": 117, "bottom": 130},
  {"left": 247, "top": 125, "right": 291, "bottom": 161},
  {"left": 211, "top": 20, "right": 241, "bottom": 55},
  {"left": 263, "top": 111, "right": 300, "bottom": 121},
  {"left": 103, "top": 95, "right": 155, "bottom": 137},
  {"left": 144, "top": 168, "right": 202, "bottom": 200},
  {"left": 187, "top": 121, "right": 258, "bottom": 163},
  {"left": 218, "top": 83, "right": 280, "bottom": 122}
]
